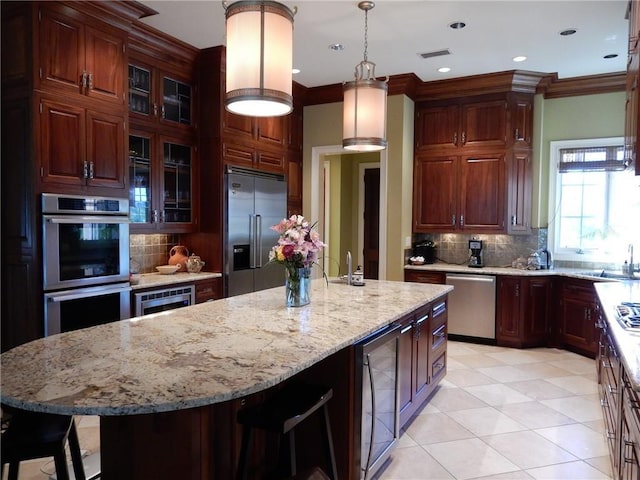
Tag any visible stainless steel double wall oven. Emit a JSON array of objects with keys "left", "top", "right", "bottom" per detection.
[{"left": 42, "top": 193, "right": 131, "bottom": 336}]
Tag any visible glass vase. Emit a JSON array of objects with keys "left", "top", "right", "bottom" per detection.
[{"left": 285, "top": 267, "right": 311, "bottom": 307}]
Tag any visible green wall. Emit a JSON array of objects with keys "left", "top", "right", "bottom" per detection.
[{"left": 532, "top": 91, "right": 625, "bottom": 227}]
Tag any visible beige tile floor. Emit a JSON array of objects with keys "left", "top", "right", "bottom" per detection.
[
  {"left": 379, "top": 341, "right": 612, "bottom": 480},
  {"left": 4, "top": 341, "right": 612, "bottom": 480}
]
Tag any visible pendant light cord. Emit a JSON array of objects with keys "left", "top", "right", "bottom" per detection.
[{"left": 363, "top": 8, "right": 368, "bottom": 63}]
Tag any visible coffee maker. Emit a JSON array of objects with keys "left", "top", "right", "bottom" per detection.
[{"left": 469, "top": 239, "right": 484, "bottom": 267}]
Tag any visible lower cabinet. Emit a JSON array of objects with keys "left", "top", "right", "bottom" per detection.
[
  {"left": 596, "top": 302, "right": 640, "bottom": 479},
  {"left": 398, "top": 297, "right": 448, "bottom": 428},
  {"left": 404, "top": 269, "right": 446, "bottom": 284},
  {"left": 558, "top": 278, "right": 599, "bottom": 357},
  {"left": 496, "top": 276, "right": 551, "bottom": 348},
  {"left": 194, "top": 277, "right": 222, "bottom": 303}
]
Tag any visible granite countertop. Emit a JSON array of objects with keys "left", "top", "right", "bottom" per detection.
[
  {"left": 405, "top": 262, "right": 627, "bottom": 281},
  {"left": 0, "top": 279, "right": 452, "bottom": 416},
  {"left": 594, "top": 282, "right": 640, "bottom": 391},
  {"left": 130, "top": 271, "right": 222, "bottom": 291}
]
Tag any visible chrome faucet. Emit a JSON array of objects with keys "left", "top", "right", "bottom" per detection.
[{"left": 346, "top": 251, "right": 353, "bottom": 285}]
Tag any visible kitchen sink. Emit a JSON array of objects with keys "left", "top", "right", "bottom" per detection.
[{"left": 577, "top": 270, "right": 640, "bottom": 281}]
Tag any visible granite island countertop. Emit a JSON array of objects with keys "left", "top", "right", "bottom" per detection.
[
  {"left": 1, "top": 279, "right": 452, "bottom": 416},
  {"left": 594, "top": 281, "right": 640, "bottom": 391}
]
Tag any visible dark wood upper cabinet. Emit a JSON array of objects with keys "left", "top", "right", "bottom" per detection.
[
  {"left": 460, "top": 100, "right": 507, "bottom": 148},
  {"left": 415, "top": 104, "right": 458, "bottom": 151},
  {"left": 38, "top": 3, "right": 126, "bottom": 106},
  {"left": 413, "top": 153, "right": 506, "bottom": 233},
  {"left": 413, "top": 92, "right": 533, "bottom": 234},
  {"left": 37, "top": 93, "right": 125, "bottom": 191}
]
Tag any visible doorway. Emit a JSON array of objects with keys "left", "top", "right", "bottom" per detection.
[
  {"left": 360, "top": 164, "right": 380, "bottom": 279},
  {"left": 311, "top": 145, "right": 387, "bottom": 280}
]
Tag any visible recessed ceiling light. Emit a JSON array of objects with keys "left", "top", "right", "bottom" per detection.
[
  {"left": 329, "top": 43, "right": 344, "bottom": 51},
  {"left": 438, "top": 67, "right": 451, "bottom": 73},
  {"left": 512, "top": 56, "right": 527, "bottom": 62},
  {"left": 560, "top": 28, "right": 577, "bottom": 36},
  {"left": 449, "top": 21, "right": 466, "bottom": 29},
  {"left": 603, "top": 53, "right": 618, "bottom": 59},
  {"left": 292, "top": 68, "right": 301, "bottom": 74}
]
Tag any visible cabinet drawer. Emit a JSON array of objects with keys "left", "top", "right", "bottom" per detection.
[
  {"left": 561, "top": 279, "right": 595, "bottom": 300},
  {"left": 431, "top": 350, "right": 446, "bottom": 381},
  {"left": 431, "top": 322, "right": 446, "bottom": 351},
  {"left": 194, "top": 278, "right": 220, "bottom": 304}
]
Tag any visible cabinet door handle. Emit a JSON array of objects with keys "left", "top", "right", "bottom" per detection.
[
  {"left": 511, "top": 215, "right": 517, "bottom": 226},
  {"left": 88, "top": 161, "right": 94, "bottom": 179},
  {"left": 80, "top": 71, "right": 88, "bottom": 93},
  {"left": 152, "top": 210, "right": 159, "bottom": 224},
  {"left": 400, "top": 325, "right": 412, "bottom": 334},
  {"left": 461, "top": 131, "right": 466, "bottom": 145},
  {"left": 161, "top": 105, "right": 166, "bottom": 119},
  {"left": 453, "top": 131, "right": 457, "bottom": 145},
  {"left": 87, "top": 72, "right": 94, "bottom": 91},
  {"left": 514, "top": 128, "right": 519, "bottom": 140},
  {"left": 460, "top": 215, "right": 464, "bottom": 227},
  {"left": 82, "top": 160, "right": 89, "bottom": 179},
  {"left": 451, "top": 215, "right": 456, "bottom": 227},
  {"left": 153, "top": 104, "right": 158, "bottom": 117},
  {"left": 160, "top": 210, "right": 166, "bottom": 223},
  {"left": 515, "top": 284, "right": 520, "bottom": 297}
]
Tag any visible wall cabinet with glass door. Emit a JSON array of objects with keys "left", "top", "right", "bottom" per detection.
[
  {"left": 129, "top": 131, "right": 196, "bottom": 233},
  {"left": 128, "top": 61, "right": 193, "bottom": 130}
]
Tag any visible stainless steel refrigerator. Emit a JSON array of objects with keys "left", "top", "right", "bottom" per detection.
[{"left": 224, "top": 166, "right": 287, "bottom": 297}]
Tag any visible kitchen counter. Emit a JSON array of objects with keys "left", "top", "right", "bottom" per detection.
[
  {"left": 0, "top": 279, "right": 452, "bottom": 416},
  {"left": 594, "top": 281, "right": 640, "bottom": 391},
  {"left": 405, "top": 262, "right": 627, "bottom": 281},
  {"left": 130, "top": 271, "right": 221, "bottom": 291}
]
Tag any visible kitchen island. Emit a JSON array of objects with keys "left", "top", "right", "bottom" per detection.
[{"left": 1, "top": 279, "right": 451, "bottom": 479}]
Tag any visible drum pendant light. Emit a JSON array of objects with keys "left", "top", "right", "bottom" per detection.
[
  {"left": 225, "top": 1, "right": 294, "bottom": 117},
  {"left": 343, "top": 1, "right": 388, "bottom": 151}
]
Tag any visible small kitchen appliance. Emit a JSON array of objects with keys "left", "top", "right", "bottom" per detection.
[
  {"left": 412, "top": 241, "right": 436, "bottom": 264},
  {"left": 468, "top": 240, "right": 484, "bottom": 267}
]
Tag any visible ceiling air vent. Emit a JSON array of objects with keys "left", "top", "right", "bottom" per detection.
[{"left": 419, "top": 49, "right": 451, "bottom": 59}]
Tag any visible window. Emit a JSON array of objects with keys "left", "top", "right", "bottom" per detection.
[{"left": 548, "top": 137, "right": 640, "bottom": 263}]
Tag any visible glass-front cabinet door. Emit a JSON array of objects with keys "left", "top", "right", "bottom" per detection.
[
  {"left": 128, "top": 133, "right": 194, "bottom": 231},
  {"left": 162, "top": 140, "right": 192, "bottom": 224},
  {"left": 129, "top": 134, "right": 152, "bottom": 224},
  {"left": 128, "top": 65, "right": 151, "bottom": 117},
  {"left": 162, "top": 77, "right": 191, "bottom": 126},
  {"left": 128, "top": 63, "right": 193, "bottom": 128}
]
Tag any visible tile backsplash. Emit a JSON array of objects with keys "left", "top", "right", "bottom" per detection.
[
  {"left": 130, "top": 234, "right": 181, "bottom": 273},
  {"left": 411, "top": 230, "right": 547, "bottom": 268}
]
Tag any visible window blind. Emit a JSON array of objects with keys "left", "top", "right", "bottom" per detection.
[{"left": 558, "top": 145, "right": 627, "bottom": 172}]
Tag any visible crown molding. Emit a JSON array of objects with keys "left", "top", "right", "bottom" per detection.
[
  {"left": 299, "top": 70, "right": 627, "bottom": 106},
  {"left": 538, "top": 72, "right": 626, "bottom": 98}
]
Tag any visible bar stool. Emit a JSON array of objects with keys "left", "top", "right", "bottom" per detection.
[
  {"left": 1, "top": 409, "right": 86, "bottom": 480},
  {"left": 236, "top": 383, "right": 338, "bottom": 480}
]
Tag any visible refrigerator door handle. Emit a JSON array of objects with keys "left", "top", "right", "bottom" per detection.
[
  {"left": 250, "top": 214, "right": 257, "bottom": 269},
  {"left": 256, "top": 214, "right": 263, "bottom": 268}
]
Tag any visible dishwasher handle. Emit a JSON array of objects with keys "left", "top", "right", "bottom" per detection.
[{"left": 446, "top": 274, "right": 495, "bottom": 284}]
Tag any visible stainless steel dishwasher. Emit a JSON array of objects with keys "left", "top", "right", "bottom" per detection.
[{"left": 445, "top": 273, "right": 496, "bottom": 339}]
